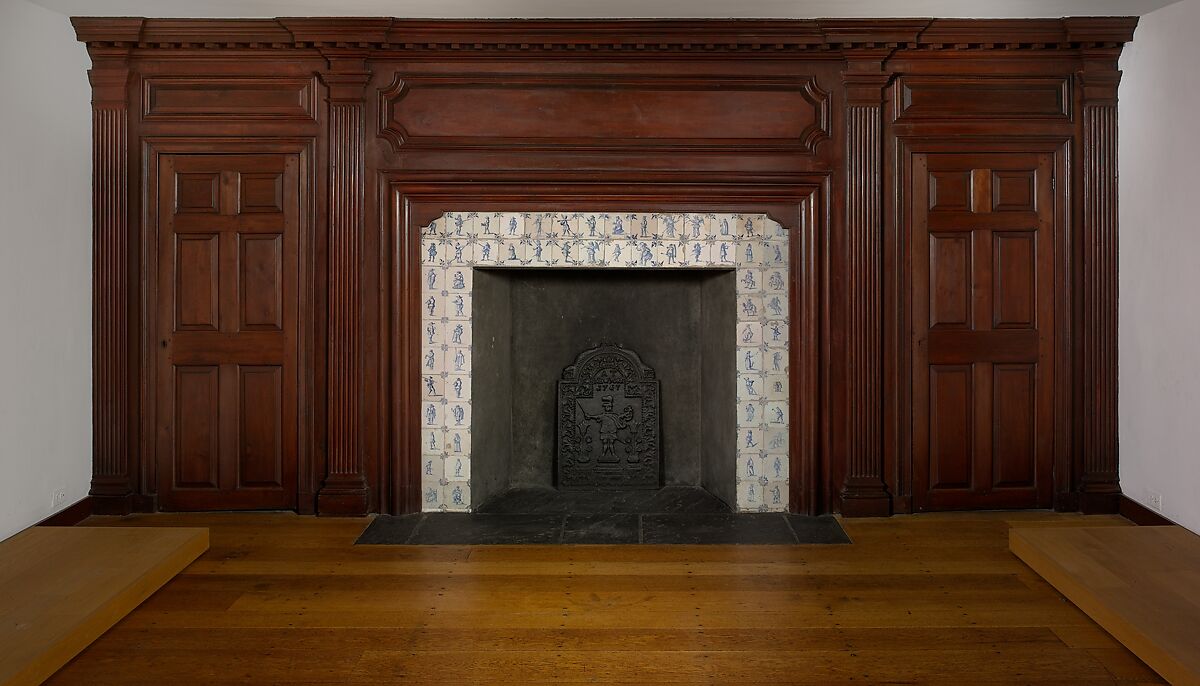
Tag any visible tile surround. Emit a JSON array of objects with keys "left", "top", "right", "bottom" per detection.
[{"left": 420, "top": 212, "right": 790, "bottom": 512}]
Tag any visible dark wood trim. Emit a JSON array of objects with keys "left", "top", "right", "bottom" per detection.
[
  {"left": 35, "top": 497, "right": 94, "bottom": 527},
  {"left": 86, "top": 46, "right": 136, "bottom": 510},
  {"left": 1118, "top": 495, "right": 1175, "bottom": 527},
  {"left": 71, "top": 17, "right": 1136, "bottom": 55},
  {"left": 317, "top": 56, "right": 372, "bottom": 516},
  {"left": 839, "top": 52, "right": 893, "bottom": 518},
  {"left": 1076, "top": 52, "right": 1123, "bottom": 515}
]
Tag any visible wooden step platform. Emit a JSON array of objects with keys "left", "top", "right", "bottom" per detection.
[
  {"left": 0, "top": 526, "right": 208, "bottom": 686},
  {"left": 1011, "top": 525, "right": 1200, "bottom": 686}
]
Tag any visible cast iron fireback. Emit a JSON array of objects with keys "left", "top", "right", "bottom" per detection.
[{"left": 557, "top": 344, "right": 661, "bottom": 490}]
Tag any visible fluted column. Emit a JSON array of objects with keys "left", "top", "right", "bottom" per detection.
[
  {"left": 840, "top": 56, "right": 892, "bottom": 516},
  {"left": 317, "top": 59, "right": 372, "bottom": 515},
  {"left": 1078, "top": 58, "right": 1123, "bottom": 513},
  {"left": 87, "top": 52, "right": 134, "bottom": 514}
]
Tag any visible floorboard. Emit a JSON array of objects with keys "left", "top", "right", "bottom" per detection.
[
  {"left": 0, "top": 526, "right": 208, "bottom": 686},
  {"left": 41, "top": 511, "right": 1165, "bottom": 685},
  {"left": 1011, "top": 525, "right": 1200, "bottom": 686}
]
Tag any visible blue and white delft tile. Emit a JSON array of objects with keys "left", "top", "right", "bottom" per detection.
[
  {"left": 444, "top": 401, "right": 471, "bottom": 431},
  {"left": 764, "top": 428, "right": 789, "bottom": 454},
  {"left": 423, "top": 483, "right": 445, "bottom": 510},
  {"left": 736, "top": 348, "right": 764, "bottom": 375},
  {"left": 739, "top": 452, "right": 763, "bottom": 481},
  {"left": 446, "top": 428, "right": 470, "bottom": 457},
  {"left": 445, "top": 454, "right": 470, "bottom": 482},
  {"left": 764, "top": 374, "right": 788, "bottom": 401},
  {"left": 446, "top": 347, "right": 469, "bottom": 375},
  {"left": 444, "top": 481, "right": 471, "bottom": 512},
  {"left": 422, "top": 454, "right": 445, "bottom": 483},
  {"left": 763, "top": 321, "right": 788, "bottom": 348},
  {"left": 765, "top": 349, "right": 788, "bottom": 375},
  {"left": 420, "top": 346, "right": 444, "bottom": 376},
  {"left": 737, "top": 322, "right": 763, "bottom": 347},
  {"left": 444, "top": 374, "right": 470, "bottom": 402},
  {"left": 421, "top": 429, "right": 444, "bottom": 456},
  {"left": 764, "top": 481, "right": 788, "bottom": 512},
  {"left": 445, "top": 293, "right": 471, "bottom": 320},
  {"left": 737, "top": 294, "right": 765, "bottom": 321},
  {"left": 766, "top": 453, "right": 789, "bottom": 482},
  {"left": 764, "top": 401, "right": 789, "bottom": 427},
  {"left": 737, "top": 372, "right": 766, "bottom": 403}
]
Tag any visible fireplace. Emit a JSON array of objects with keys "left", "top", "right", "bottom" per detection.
[{"left": 419, "top": 212, "right": 791, "bottom": 512}]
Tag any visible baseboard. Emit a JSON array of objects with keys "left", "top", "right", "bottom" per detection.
[
  {"left": 1119, "top": 495, "right": 1175, "bottom": 526},
  {"left": 35, "top": 497, "right": 93, "bottom": 527},
  {"left": 1079, "top": 490, "right": 1121, "bottom": 515}
]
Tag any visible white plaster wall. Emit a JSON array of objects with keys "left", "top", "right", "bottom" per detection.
[
  {"left": 0, "top": 0, "right": 93, "bottom": 541},
  {"left": 1118, "top": 0, "right": 1200, "bottom": 534}
]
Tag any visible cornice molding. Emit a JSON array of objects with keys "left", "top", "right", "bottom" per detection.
[{"left": 70, "top": 17, "right": 1138, "bottom": 55}]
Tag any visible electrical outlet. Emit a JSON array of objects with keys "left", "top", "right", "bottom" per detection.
[
  {"left": 51, "top": 488, "right": 68, "bottom": 509},
  {"left": 1148, "top": 492, "right": 1164, "bottom": 512}
]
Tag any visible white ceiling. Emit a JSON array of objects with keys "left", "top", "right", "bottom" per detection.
[{"left": 26, "top": 0, "right": 1179, "bottom": 19}]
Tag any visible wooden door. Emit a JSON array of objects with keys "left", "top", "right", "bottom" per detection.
[
  {"left": 912, "top": 152, "right": 1055, "bottom": 510},
  {"left": 156, "top": 154, "right": 300, "bottom": 510}
]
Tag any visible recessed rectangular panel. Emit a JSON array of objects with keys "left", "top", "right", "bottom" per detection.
[
  {"left": 239, "top": 173, "right": 284, "bottom": 214},
  {"left": 992, "top": 170, "right": 1037, "bottom": 212},
  {"left": 239, "top": 234, "right": 283, "bottom": 330},
  {"left": 175, "top": 234, "right": 219, "bottom": 331},
  {"left": 175, "top": 173, "right": 219, "bottom": 214},
  {"left": 381, "top": 75, "right": 829, "bottom": 151},
  {"left": 929, "top": 365, "right": 973, "bottom": 490},
  {"left": 929, "top": 171, "right": 971, "bottom": 211},
  {"left": 898, "top": 77, "right": 1069, "bottom": 120},
  {"left": 238, "top": 365, "right": 283, "bottom": 488},
  {"left": 929, "top": 233, "right": 971, "bottom": 329},
  {"left": 174, "top": 365, "right": 220, "bottom": 489},
  {"left": 993, "top": 364, "right": 1037, "bottom": 488},
  {"left": 993, "top": 232, "right": 1037, "bottom": 329},
  {"left": 144, "top": 77, "right": 317, "bottom": 121}
]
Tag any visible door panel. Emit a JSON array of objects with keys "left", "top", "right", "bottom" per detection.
[
  {"left": 157, "top": 154, "right": 299, "bottom": 510},
  {"left": 912, "top": 152, "right": 1055, "bottom": 510}
]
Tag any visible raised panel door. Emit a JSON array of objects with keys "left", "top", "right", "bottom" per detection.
[
  {"left": 912, "top": 152, "right": 1055, "bottom": 510},
  {"left": 156, "top": 154, "right": 299, "bottom": 510}
]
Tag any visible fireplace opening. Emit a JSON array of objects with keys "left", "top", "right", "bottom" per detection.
[{"left": 471, "top": 268, "right": 737, "bottom": 513}]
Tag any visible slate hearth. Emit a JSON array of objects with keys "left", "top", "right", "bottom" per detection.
[{"left": 356, "top": 486, "right": 850, "bottom": 545}]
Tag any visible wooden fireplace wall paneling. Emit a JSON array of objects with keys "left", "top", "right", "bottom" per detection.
[{"left": 71, "top": 16, "right": 1137, "bottom": 517}]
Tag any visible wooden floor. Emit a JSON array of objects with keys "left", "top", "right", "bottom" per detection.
[
  {"left": 1012, "top": 525, "right": 1200, "bottom": 686},
  {"left": 44, "top": 511, "right": 1166, "bottom": 685},
  {"left": 0, "top": 526, "right": 208, "bottom": 686}
]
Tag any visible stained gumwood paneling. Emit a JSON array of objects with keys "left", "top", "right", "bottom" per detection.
[
  {"left": 992, "top": 170, "right": 1037, "bottom": 212},
  {"left": 993, "top": 364, "right": 1036, "bottom": 488},
  {"left": 174, "top": 234, "right": 219, "bottom": 331},
  {"left": 143, "top": 76, "right": 317, "bottom": 121},
  {"left": 993, "top": 232, "right": 1037, "bottom": 329},
  {"left": 239, "top": 234, "right": 283, "bottom": 331},
  {"left": 238, "top": 365, "right": 283, "bottom": 487},
  {"left": 929, "top": 365, "right": 973, "bottom": 491},
  {"left": 174, "top": 173, "right": 219, "bottom": 214},
  {"left": 929, "top": 171, "right": 971, "bottom": 211},
  {"left": 379, "top": 75, "right": 830, "bottom": 152},
  {"left": 173, "top": 365, "right": 219, "bottom": 489},
  {"left": 929, "top": 233, "right": 971, "bottom": 329},
  {"left": 240, "top": 173, "right": 284, "bottom": 214},
  {"left": 897, "top": 77, "right": 1069, "bottom": 120}
]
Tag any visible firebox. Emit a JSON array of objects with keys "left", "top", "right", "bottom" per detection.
[{"left": 419, "top": 212, "right": 791, "bottom": 512}]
